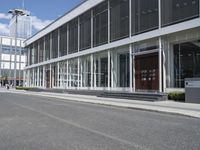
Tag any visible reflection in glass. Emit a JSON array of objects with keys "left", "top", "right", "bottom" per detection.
[{"left": 174, "top": 40, "right": 200, "bottom": 88}]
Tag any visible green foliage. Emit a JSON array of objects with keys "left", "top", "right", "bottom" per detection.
[
  {"left": 16, "top": 87, "right": 34, "bottom": 91},
  {"left": 168, "top": 92, "right": 185, "bottom": 102}
]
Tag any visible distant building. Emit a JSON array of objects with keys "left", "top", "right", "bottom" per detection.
[
  {"left": 9, "top": 9, "right": 32, "bottom": 39},
  {"left": 0, "top": 35, "right": 26, "bottom": 86}
]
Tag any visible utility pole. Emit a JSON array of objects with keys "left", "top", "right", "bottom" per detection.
[{"left": 8, "top": 9, "right": 27, "bottom": 87}]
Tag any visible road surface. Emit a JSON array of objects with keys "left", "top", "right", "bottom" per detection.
[{"left": 0, "top": 92, "right": 199, "bottom": 150}]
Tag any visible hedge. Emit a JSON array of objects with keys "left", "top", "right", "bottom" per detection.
[
  {"left": 15, "top": 87, "right": 35, "bottom": 91},
  {"left": 168, "top": 92, "right": 185, "bottom": 102}
]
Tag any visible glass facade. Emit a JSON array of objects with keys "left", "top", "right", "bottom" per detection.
[
  {"left": 25, "top": 0, "right": 200, "bottom": 92},
  {"left": 161, "top": 0, "right": 199, "bottom": 26},
  {"left": 93, "top": 1, "right": 108, "bottom": 47},
  {"left": 33, "top": 42, "right": 38, "bottom": 64},
  {"left": 26, "top": 0, "right": 200, "bottom": 65},
  {"left": 59, "top": 24, "right": 68, "bottom": 57},
  {"left": 80, "top": 56, "right": 91, "bottom": 87},
  {"left": 113, "top": 50, "right": 130, "bottom": 88},
  {"left": 39, "top": 38, "right": 44, "bottom": 63},
  {"left": 45, "top": 34, "right": 51, "bottom": 61},
  {"left": 69, "top": 18, "right": 78, "bottom": 54},
  {"left": 174, "top": 40, "right": 200, "bottom": 88},
  {"left": 132, "top": 0, "right": 159, "bottom": 34},
  {"left": 110, "top": 0, "right": 129, "bottom": 41},
  {"left": 68, "top": 59, "right": 79, "bottom": 87},
  {"left": 52, "top": 30, "right": 58, "bottom": 59},
  {"left": 95, "top": 52, "right": 108, "bottom": 88},
  {"left": 80, "top": 10, "right": 91, "bottom": 51}
]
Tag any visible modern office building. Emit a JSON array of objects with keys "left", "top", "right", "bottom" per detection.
[
  {"left": 0, "top": 35, "right": 26, "bottom": 86},
  {"left": 24, "top": 0, "right": 200, "bottom": 93},
  {"left": 9, "top": 9, "right": 32, "bottom": 39}
]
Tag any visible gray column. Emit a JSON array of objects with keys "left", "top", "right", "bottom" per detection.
[
  {"left": 37, "top": 67, "right": 39, "bottom": 87},
  {"left": 159, "top": 37, "right": 163, "bottom": 92},
  {"left": 69, "top": 62, "right": 71, "bottom": 88},
  {"left": 50, "top": 64, "right": 52, "bottom": 88},
  {"left": 162, "top": 37, "right": 167, "bottom": 92},
  {"left": 108, "top": 50, "right": 111, "bottom": 90},
  {"left": 94, "top": 55, "right": 97, "bottom": 88},
  {"left": 132, "top": 45, "right": 136, "bottom": 92},
  {"left": 111, "top": 50, "right": 114, "bottom": 88},
  {"left": 80, "top": 59, "right": 83, "bottom": 88},
  {"left": 57, "top": 62, "right": 60, "bottom": 88},
  {"left": 129, "top": 44, "right": 133, "bottom": 92},
  {"left": 77, "top": 58, "right": 80, "bottom": 89},
  {"left": 84, "top": 59, "right": 86, "bottom": 87},
  {"left": 90, "top": 54, "right": 94, "bottom": 88},
  {"left": 43, "top": 65, "right": 45, "bottom": 88},
  {"left": 129, "top": 0, "right": 132, "bottom": 37},
  {"left": 66, "top": 60, "right": 69, "bottom": 89},
  {"left": 98, "top": 57, "right": 101, "bottom": 87},
  {"left": 58, "top": 28, "right": 60, "bottom": 57}
]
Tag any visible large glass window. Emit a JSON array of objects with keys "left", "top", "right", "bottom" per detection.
[
  {"left": 112, "top": 50, "right": 130, "bottom": 88},
  {"left": 45, "top": 34, "right": 50, "bottom": 61},
  {"left": 93, "top": 1, "right": 108, "bottom": 47},
  {"left": 174, "top": 40, "right": 200, "bottom": 88},
  {"left": 52, "top": 30, "right": 58, "bottom": 59},
  {"left": 110, "top": 0, "right": 129, "bottom": 42},
  {"left": 59, "top": 24, "right": 68, "bottom": 57},
  {"left": 68, "top": 59, "right": 79, "bottom": 87},
  {"left": 69, "top": 18, "right": 78, "bottom": 54},
  {"left": 39, "top": 38, "right": 44, "bottom": 63},
  {"left": 51, "top": 63, "right": 58, "bottom": 87},
  {"left": 80, "top": 10, "right": 91, "bottom": 51},
  {"left": 161, "top": 0, "right": 199, "bottom": 27},
  {"left": 95, "top": 52, "right": 108, "bottom": 87},
  {"left": 132, "top": 0, "right": 158, "bottom": 34},
  {"left": 80, "top": 56, "right": 92, "bottom": 87},
  {"left": 33, "top": 42, "right": 38, "bottom": 64}
]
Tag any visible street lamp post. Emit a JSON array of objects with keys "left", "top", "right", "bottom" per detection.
[{"left": 8, "top": 9, "right": 26, "bottom": 87}]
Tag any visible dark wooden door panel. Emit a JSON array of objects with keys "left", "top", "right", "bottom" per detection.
[{"left": 135, "top": 52, "right": 159, "bottom": 90}]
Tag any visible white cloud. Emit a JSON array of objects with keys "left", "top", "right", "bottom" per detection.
[
  {"left": 0, "top": 13, "right": 11, "bottom": 20},
  {"left": 32, "top": 16, "right": 53, "bottom": 31},
  {"left": 0, "top": 12, "right": 53, "bottom": 35},
  {"left": 0, "top": 23, "right": 9, "bottom": 35}
]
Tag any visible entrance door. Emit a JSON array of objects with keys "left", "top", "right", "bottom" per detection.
[{"left": 135, "top": 52, "right": 159, "bottom": 91}]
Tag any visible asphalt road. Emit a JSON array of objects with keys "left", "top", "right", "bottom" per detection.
[{"left": 0, "top": 93, "right": 199, "bottom": 150}]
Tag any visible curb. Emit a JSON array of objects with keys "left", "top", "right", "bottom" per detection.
[{"left": 2, "top": 90, "right": 200, "bottom": 119}]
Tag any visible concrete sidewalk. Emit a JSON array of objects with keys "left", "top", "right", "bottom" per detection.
[{"left": 1, "top": 88, "right": 200, "bottom": 119}]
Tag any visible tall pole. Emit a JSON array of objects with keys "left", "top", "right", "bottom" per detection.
[{"left": 14, "top": 15, "right": 18, "bottom": 87}]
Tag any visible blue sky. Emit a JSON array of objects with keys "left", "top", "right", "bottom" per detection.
[{"left": 0, "top": 0, "right": 81, "bottom": 35}]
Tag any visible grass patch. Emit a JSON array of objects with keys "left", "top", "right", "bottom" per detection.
[{"left": 168, "top": 92, "right": 185, "bottom": 102}]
